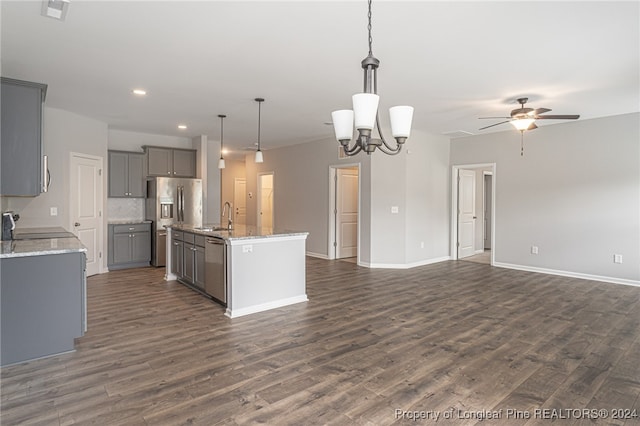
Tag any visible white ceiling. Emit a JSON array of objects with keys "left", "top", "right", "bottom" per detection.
[{"left": 2, "top": 1, "right": 638, "bottom": 155}]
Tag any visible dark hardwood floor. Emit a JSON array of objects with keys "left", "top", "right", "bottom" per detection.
[{"left": 2, "top": 258, "right": 640, "bottom": 425}]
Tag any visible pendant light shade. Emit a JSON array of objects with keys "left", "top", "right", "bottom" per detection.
[
  {"left": 217, "top": 114, "right": 226, "bottom": 169},
  {"left": 254, "top": 98, "right": 265, "bottom": 163}
]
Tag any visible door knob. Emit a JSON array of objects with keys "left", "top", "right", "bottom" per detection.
[{"left": 74, "top": 222, "right": 81, "bottom": 227}]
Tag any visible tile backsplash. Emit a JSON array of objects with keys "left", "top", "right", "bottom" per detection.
[{"left": 107, "top": 198, "right": 145, "bottom": 222}]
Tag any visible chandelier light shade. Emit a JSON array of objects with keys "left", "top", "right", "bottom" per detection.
[
  {"left": 254, "top": 98, "right": 264, "bottom": 163},
  {"left": 217, "top": 114, "right": 226, "bottom": 169},
  {"left": 330, "top": 0, "right": 414, "bottom": 156}
]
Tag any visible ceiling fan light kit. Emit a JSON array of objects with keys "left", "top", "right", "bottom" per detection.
[{"left": 331, "top": 0, "right": 414, "bottom": 156}]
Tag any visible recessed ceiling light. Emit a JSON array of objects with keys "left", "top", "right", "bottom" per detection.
[
  {"left": 132, "top": 89, "right": 147, "bottom": 96},
  {"left": 178, "top": 124, "right": 187, "bottom": 130}
]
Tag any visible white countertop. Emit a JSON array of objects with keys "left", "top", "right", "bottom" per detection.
[{"left": 1, "top": 237, "right": 87, "bottom": 259}]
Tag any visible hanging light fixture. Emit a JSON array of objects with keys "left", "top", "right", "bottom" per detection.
[
  {"left": 331, "top": 0, "right": 414, "bottom": 156},
  {"left": 217, "top": 114, "right": 226, "bottom": 169},
  {"left": 254, "top": 98, "right": 265, "bottom": 163}
]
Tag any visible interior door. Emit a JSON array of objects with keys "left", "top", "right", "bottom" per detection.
[
  {"left": 70, "top": 153, "right": 103, "bottom": 276},
  {"left": 457, "top": 169, "right": 476, "bottom": 259},
  {"left": 233, "top": 178, "right": 246, "bottom": 225},
  {"left": 258, "top": 173, "right": 274, "bottom": 229},
  {"left": 336, "top": 168, "right": 358, "bottom": 259}
]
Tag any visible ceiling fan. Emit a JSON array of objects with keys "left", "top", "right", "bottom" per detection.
[
  {"left": 479, "top": 97, "right": 580, "bottom": 155},
  {"left": 479, "top": 97, "right": 580, "bottom": 131}
]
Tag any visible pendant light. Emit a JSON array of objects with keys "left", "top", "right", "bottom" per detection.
[
  {"left": 331, "top": 0, "right": 413, "bottom": 156},
  {"left": 254, "top": 98, "right": 265, "bottom": 163},
  {"left": 217, "top": 114, "right": 226, "bottom": 169}
]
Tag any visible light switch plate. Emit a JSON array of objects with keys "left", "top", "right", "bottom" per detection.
[{"left": 391, "top": 206, "right": 399, "bottom": 214}]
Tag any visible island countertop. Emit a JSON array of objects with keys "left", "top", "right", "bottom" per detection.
[{"left": 168, "top": 224, "right": 308, "bottom": 241}]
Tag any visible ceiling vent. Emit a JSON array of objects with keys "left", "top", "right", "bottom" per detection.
[{"left": 42, "top": 0, "right": 70, "bottom": 21}]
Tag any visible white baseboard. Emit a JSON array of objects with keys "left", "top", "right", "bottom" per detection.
[
  {"left": 360, "top": 256, "right": 451, "bottom": 269},
  {"left": 225, "top": 294, "right": 308, "bottom": 318},
  {"left": 493, "top": 262, "right": 640, "bottom": 287},
  {"left": 306, "top": 251, "right": 329, "bottom": 260}
]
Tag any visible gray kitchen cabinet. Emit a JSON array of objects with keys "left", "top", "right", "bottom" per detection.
[
  {"left": 108, "top": 223, "right": 151, "bottom": 270},
  {"left": 1, "top": 251, "right": 86, "bottom": 366},
  {"left": 1, "top": 77, "right": 48, "bottom": 196},
  {"left": 108, "top": 150, "right": 145, "bottom": 197},
  {"left": 144, "top": 146, "right": 196, "bottom": 178}
]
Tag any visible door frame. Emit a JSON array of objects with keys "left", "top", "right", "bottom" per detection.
[
  {"left": 483, "top": 171, "right": 493, "bottom": 250},
  {"left": 450, "top": 163, "right": 496, "bottom": 264},
  {"left": 328, "top": 163, "right": 361, "bottom": 261},
  {"left": 233, "top": 177, "right": 247, "bottom": 226},
  {"left": 257, "top": 171, "right": 275, "bottom": 228},
  {"left": 69, "top": 151, "right": 104, "bottom": 275}
]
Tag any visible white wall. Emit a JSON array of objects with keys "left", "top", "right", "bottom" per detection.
[
  {"left": 243, "top": 128, "right": 450, "bottom": 268},
  {"left": 450, "top": 113, "right": 640, "bottom": 284},
  {"left": 5, "top": 106, "right": 109, "bottom": 269}
]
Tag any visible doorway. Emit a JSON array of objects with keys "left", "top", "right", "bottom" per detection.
[
  {"left": 257, "top": 172, "right": 274, "bottom": 229},
  {"left": 451, "top": 163, "right": 496, "bottom": 265},
  {"left": 70, "top": 152, "right": 104, "bottom": 276},
  {"left": 233, "top": 178, "right": 246, "bottom": 226},
  {"left": 329, "top": 165, "right": 360, "bottom": 261}
]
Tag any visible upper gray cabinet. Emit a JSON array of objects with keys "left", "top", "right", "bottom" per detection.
[
  {"left": 144, "top": 146, "right": 196, "bottom": 178},
  {"left": 108, "top": 150, "right": 145, "bottom": 198},
  {"left": 1, "top": 77, "right": 48, "bottom": 196}
]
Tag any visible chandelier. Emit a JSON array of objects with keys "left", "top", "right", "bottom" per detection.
[{"left": 331, "top": 0, "right": 414, "bottom": 156}]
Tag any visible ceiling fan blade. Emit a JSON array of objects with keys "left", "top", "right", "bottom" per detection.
[
  {"left": 479, "top": 116, "right": 511, "bottom": 119},
  {"left": 533, "top": 108, "right": 551, "bottom": 115},
  {"left": 479, "top": 120, "right": 510, "bottom": 130},
  {"left": 536, "top": 114, "right": 580, "bottom": 120},
  {"left": 527, "top": 122, "right": 538, "bottom": 130}
]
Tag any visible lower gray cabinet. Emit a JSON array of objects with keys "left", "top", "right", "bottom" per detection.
[
  {"left": 172, "top": 231, "right": 184, "bottom": 279},
  {"left": 176, "top": 231, "right": 205, "bottom": 291},
  {"left": 108, "top": 223, "right": 151, "bottom": 270}
]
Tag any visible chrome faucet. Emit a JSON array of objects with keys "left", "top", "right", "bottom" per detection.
[{"left": 222, "top": 201, "right": 233, "bottom": 231}]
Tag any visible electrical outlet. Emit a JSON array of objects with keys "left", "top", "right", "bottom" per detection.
[
  {"left": 420, "top": 241, "right": 424, "bottom": 249},
  {"left": 242, "top": 245, "right": 253, "bottom": 253},
  {"left": 531, "top": 246, "right": 539, "bottom": 255},
  {"left": 391, "top": 206, "right": 399, "bottom": 214},
  {"left": 50, "top": 207, "right": 57, "bottom": 216},
  {"left": 614, "top": 254, "right": 623, "bottom": 264}
]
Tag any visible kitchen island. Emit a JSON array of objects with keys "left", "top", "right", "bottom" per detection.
[
  {"left": 0, "top": 232, "right": 87, "bottom": 366},
  {"left": 166, "top": 224, "right": 308, "bottom": 318}
]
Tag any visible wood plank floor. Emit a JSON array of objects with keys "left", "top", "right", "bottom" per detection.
[{"left": 2, "top": 258, "right": 640, "bottom": 425}]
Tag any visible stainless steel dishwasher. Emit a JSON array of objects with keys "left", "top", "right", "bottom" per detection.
[{"left": 204, "top": 237, "right": 226, "bottom": 305}]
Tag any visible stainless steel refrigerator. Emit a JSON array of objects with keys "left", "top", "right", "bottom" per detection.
[{"left": 146, "top": 177, "right": 203, "bottom": 267}]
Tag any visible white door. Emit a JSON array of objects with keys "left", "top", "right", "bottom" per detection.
[
  {"left": 458, "top": 169, "right": 476, "bottom": 259},
  {"left": 234, "top": 178, "right": 247, "bottom": 226},
  {"left": 336, "top": 168, "right": 358, "bottom": 259},
  {"left": 70, "top": 153, "right": 103, "bottom": 276},
  {"left": 258, "top": 173, "right": 274, "bottom": 229}
]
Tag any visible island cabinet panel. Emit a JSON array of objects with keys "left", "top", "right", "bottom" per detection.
[
  {"left": 108, "top": 223, "right": 151, "bottom": 270},
  {"left": 1, "top": 252, "right": 86, "bottom": 366},
  {"left": 172, "top": 231, "right": 184, "bottom": 279},
  {"left": 108, "top": 151, "right": 145, "bottom": 197},
  {"left": 1, "top": 77, "right": 47, "bottom": 196}
]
